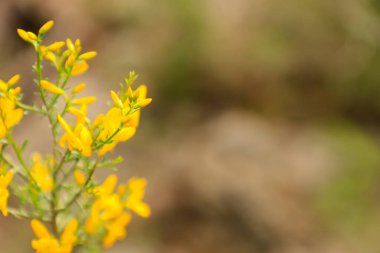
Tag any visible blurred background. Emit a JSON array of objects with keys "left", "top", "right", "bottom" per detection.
[{"left": 1, "top": 0, "right": 380, "bottom": 252}]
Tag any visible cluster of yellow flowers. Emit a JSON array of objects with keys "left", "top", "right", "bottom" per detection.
[
  {"left": 85, "top": 175, "right": 150, "bottom": 248},
  {"left": 0, "top": 20, "right": 152, "bottom": 253}
]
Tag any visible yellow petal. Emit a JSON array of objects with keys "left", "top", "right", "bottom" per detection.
[
  {"left": 92, "top": 114, "right": 104, "bottom": 128},
  {"left": 79, "top": 51, "right": 97, "bottom": 60},
  {"left": 135, "top": 85, "right": 147, "bottom": 99},
  {"left": 71, "top": 96, "right": 96, "bottom": 106},
  {"left": 135, "top": 98, "right": 152, "bottom": 108},
  {"left": 27, "top": 32, "right": 37, "bottom": 41},
  {"left": 7, "top": 74, "right": 20, "bottom": 86},
  {"left": 45, "top": 52, "right": 56, "bottom": 63},
  {"left": 115, "top": 127, "right": 136, "bottom": 142},
  {"left": 40, "top": 80, "right": 64, "bottom": 94},
  {"left": 2, "top": 171, "right": 13, "bottom": 187},
  {"left": 5, "top": 108, "right": 23, "bottom": 128},
  {"left": 39, "top": 20, "right": 54, "bottom": 34},
  {"left": 126, "top": 86, "right": 133, "bottom": 98},
  {"left": 72, "top": 83, "right": 86, "bottom": 94},
  {"left": 128, "top": 110, "right": 141, "bottom": 128},
  {"left": 75, "top": 39, "right": 82, "bottom": 51},
  {"left": 65, "top": 54, "right": 76, "bottom": 68},
  {"left": 57, "top": 115, "right": 72, "bottom": 133},
  {"left": 66, "top": 39, "right": 75, "bottom": 51},
  {"left": 71, "top": 61, "right": 89, "bottom": 76},
  {"left": 74, "top": 170, "right": 86, "bottom": 186},
  {"left": 47, "top": 41, "right": 65, "bottom": 51},
  {"left": 98, "top": 174, "right": 118, "bottom": 195},
  {"left": 110, "top": 90, "right": 123, "bottom": 108},
  {"left": 0, "top": 80, "right": 7, "bottom": 92},
  {"left": 31, "top": 219, "right": 51, "bottom": 239},
  {"left": 17, "top": 29, "right": 30, "bottom": 42},
  {"left": 85, "top": 216, "right": 99, "bottom": 235},
  {"left": 0, "top": 190, "right": 9, "bottom": 216},
  {"left": 102, "top": 234, "right": 116, "bottom": 249},
  {"left": 133, "top": 202, "right": 151, "bottom": 218},
  {"left": 12, "top": 87, "right": 21, "bottom": 96},
  {"left": 98, "top": 142, "right": 117, "bottom": 156},
  {"left": 68, "top": 107, "right": 84, "bottom": 118},
  {"left": 60, "top": 219, "right": 78, "bottom": 245},
  {"left": 128, "top": 177, "right": 147, "bottom": 190},
  {"left": 0, "top": 125, "right": 6, "bottom": 139}
]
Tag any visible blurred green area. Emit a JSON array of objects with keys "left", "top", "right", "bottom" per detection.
[
  {"left": 316, "top": 123, "right": 380, "bottom": 230},
  {"left": 1, "top": 0, "right": 380, "bottom": 252}
]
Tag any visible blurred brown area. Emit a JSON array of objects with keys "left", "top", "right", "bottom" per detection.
[{"left": 2, "top": 0, "right": 380, "bottom": 252}]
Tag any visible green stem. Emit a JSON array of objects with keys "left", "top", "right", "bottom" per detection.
[
  {"left": 48, "top": 64, "right": 75, "bottom": 109},
  {"left": 8, "top": 207, "right": 50, "bottom": 222},
  {"left": 35, "top": 42, "right": 60, "bottom": 158},
  {"left": 58, "top": 159, "right": 79, "bottom": 188},
  {"left": 50, "top": 150, "right": 70, "bottom": 236},
  {"left": 93, "top": 126, "right": 122, "bottom": 150},
  {"left": 57, "top": 156, "right": 99, "bottom": 213},
  {"left": 53, "top": 150, "right": 70, "bottom": 179},
  {"left": 6, "top": 133, "right": 37, "bottom": 186},
  {"left": 16, "top": 101, "right": 45, "bottom": 114},
  {"left": 0, "top": 151, "right": 29, "bottom": 182},
  {"left": 35, "top": 39, "right": 61, "bottom": 236}
]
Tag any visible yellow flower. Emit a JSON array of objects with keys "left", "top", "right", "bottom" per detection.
[
  {"left": 0, "top": 97, "right": 24, "bottom": 138},
  {"left": 98, "top": 194, "right": 124, "bottom": 221},
  {"left": 87, "top": 82, "right": 151, "bottom": 156},
  {"left": 31, "top": 153, "right": 53, "bottom": 192},
  {"left": 60, "top": 219, "right": 78, "bottom": 250},
  {"left": 85, "top": 175, "right": 119, "bottom": 234},
  {"left": 17, "top": 29, "right": 30, "bottom": 42},
  {"left": 0, "top": 76, "right": 24, "bottom": 138},
  {"left": 31, "top": 219, "right": 78, "bottom": 253},
  {"left": 0, "top": 171, "right": 13, "bottom": 216},
  {"left": 85, "top": 175, "right": 134, "bottom": 248},
  {"left": 126, "top": 84, "right": 152, "bottom": 109},
  {"left": 95, "top": 174, "right": 118, "bottom": 197},
  {"left": 71, "top": 61, "right": 89, "bottom": 76},
  {"left": 58, "top": 116, "right": 92, "bottom": 156},
  {"left": 103, "top": 212, "right": 132, "bottom": 248},
  {"left": 85, "top": 174, "right": 150, "bottom": 248},
  {"left": 74, "top": 170, "right": 86, "bottom": 186},
  {"left": 120, "top": 84, "right": 152, "bottom": 128},
  {"left": 61, "top": 39, "right": 95, "bottom": 76},
  {"left": 7, "top": 74, "right": 20, "bottom": 86},
  {"left": 95, "top": 107, "right": 136, "bottom": 155},
  {"left": 122, "top": 177, "right": 151, "bottom": 218},
  {"left": 97, "top": 108, "right": 122, "bottom": 140}
]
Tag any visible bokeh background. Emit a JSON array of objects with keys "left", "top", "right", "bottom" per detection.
[{"left": 1, "top": 0, "right": 380, "bottom": 252}]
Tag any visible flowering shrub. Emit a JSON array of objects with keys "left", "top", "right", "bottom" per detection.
[{"left": 0, "top": 20, "right": 152, "bottom": 253}]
